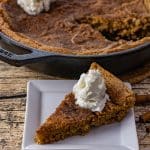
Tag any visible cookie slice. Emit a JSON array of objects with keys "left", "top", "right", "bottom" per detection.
[{"left": 35, "top": 63, "right": 135, "bottom": 144}]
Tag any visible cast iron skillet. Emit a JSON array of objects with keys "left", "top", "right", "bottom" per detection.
[{"left": 0, "top": 32, "right": 150, "bottom": 78}]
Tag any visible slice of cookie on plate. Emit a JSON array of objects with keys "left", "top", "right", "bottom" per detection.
[{"left": 35, "top": 62, "right": 135, "bottom": 144}]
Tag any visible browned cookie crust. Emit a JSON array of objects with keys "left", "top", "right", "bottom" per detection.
[
  {"left": 0, "top": 0, "right": 150, "bottom": 55},
  {"left": 35, "top": 63, "right": 135, "bottom": 144}
]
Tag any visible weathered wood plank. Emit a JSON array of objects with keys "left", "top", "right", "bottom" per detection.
[
  {"left": 120, "top": 62, "right": 150, "bottom": 84},
  {"left": 0, "top": 61, "right": 62, "bottom": 79},
  {"left": 0, "top": 122, "right": 24, "bottom": 150},
  {"left": 140, "top": 145, "right": 150, "bottom": 150},
  {"left": 0, "top": 98, "right": 25, "bottom": 150},
  {"left": 0, "top": 78, "right": 149, "bottom": 97},
  {"left": 132, "top": 83, "right": 150, "bottom": 89},
  {"left": 140, "top": 78, "right": 150, "bottom": 83},
  {"left": 137, "top": 123, "right": 150, "bottom": 145},
  {"left": 135, "top": 106, "right": 150, "bottom": 122},
  {"left": 0, "top": 61, "right": 149, "bottom": 97},
  {"left": 0, "top": 61, "right": 61, "bottom": 97},
  {"left": 0, "top": 79, "right": 149, "bottom": 98},
  {"left": 0, "top": 111, "right": 25, "bottom": 123},
  {"left": 0, "top": 98, "right": 26, "bottom": 111}
]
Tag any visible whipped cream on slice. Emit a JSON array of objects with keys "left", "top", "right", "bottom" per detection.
[
  {"left": 17, "top": 0, "right": 56, "bottom": 15},
  {"left": 73, "top": 69, "right": 109, "bottom": 112}
]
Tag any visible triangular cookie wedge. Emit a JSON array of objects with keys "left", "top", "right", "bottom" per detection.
[{"left": 35, "top": 63, "right": 135, "bottom": 144}]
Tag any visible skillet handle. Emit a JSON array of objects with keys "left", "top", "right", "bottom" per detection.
[
  {"left": 0, "top": 46, "right": 51, "bottom": 66},
  {"left": 0, "top": 38, "right": 54, "bottom": 66}
]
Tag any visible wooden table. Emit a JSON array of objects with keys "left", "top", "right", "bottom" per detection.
[{"left": 0, "top": 61, "right": 149, "bottom": 150}]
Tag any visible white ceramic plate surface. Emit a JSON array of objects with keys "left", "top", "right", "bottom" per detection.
[{"left": 22, "top": 80, "right": 139, "bottom": 150}]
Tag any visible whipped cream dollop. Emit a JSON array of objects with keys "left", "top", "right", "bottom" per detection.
[
  {"left": 73, "top": 69, "right": 109, "bottom": 112},
  {"left": 17, "top": 0, "right": 56, "bottom": 15}
]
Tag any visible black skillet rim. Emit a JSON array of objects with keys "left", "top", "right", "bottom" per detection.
[{"left": 0, "top": 31, "right": 150, "bottom": 59}]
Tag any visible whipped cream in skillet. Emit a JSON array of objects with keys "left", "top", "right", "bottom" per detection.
[
  {"left": 73, "top": 69, "right": 109, "bottom": 112},
  {"left": 17, "top": 0, "right": 56, "bottom": 15}
]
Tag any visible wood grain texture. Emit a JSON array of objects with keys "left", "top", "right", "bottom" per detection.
[
  {"left": 120, "top": 62, "right": 150, "bottom": 84},
  {"left": 0, "top": 61, "right": 150, "bottom": 150},
  {"left": 0, "top": 61, "right": 61, "bottom": 98}
]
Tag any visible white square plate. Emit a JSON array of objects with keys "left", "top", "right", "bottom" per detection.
[{"left": 22, "top": 80, "right": 139, "bottom": 150}]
